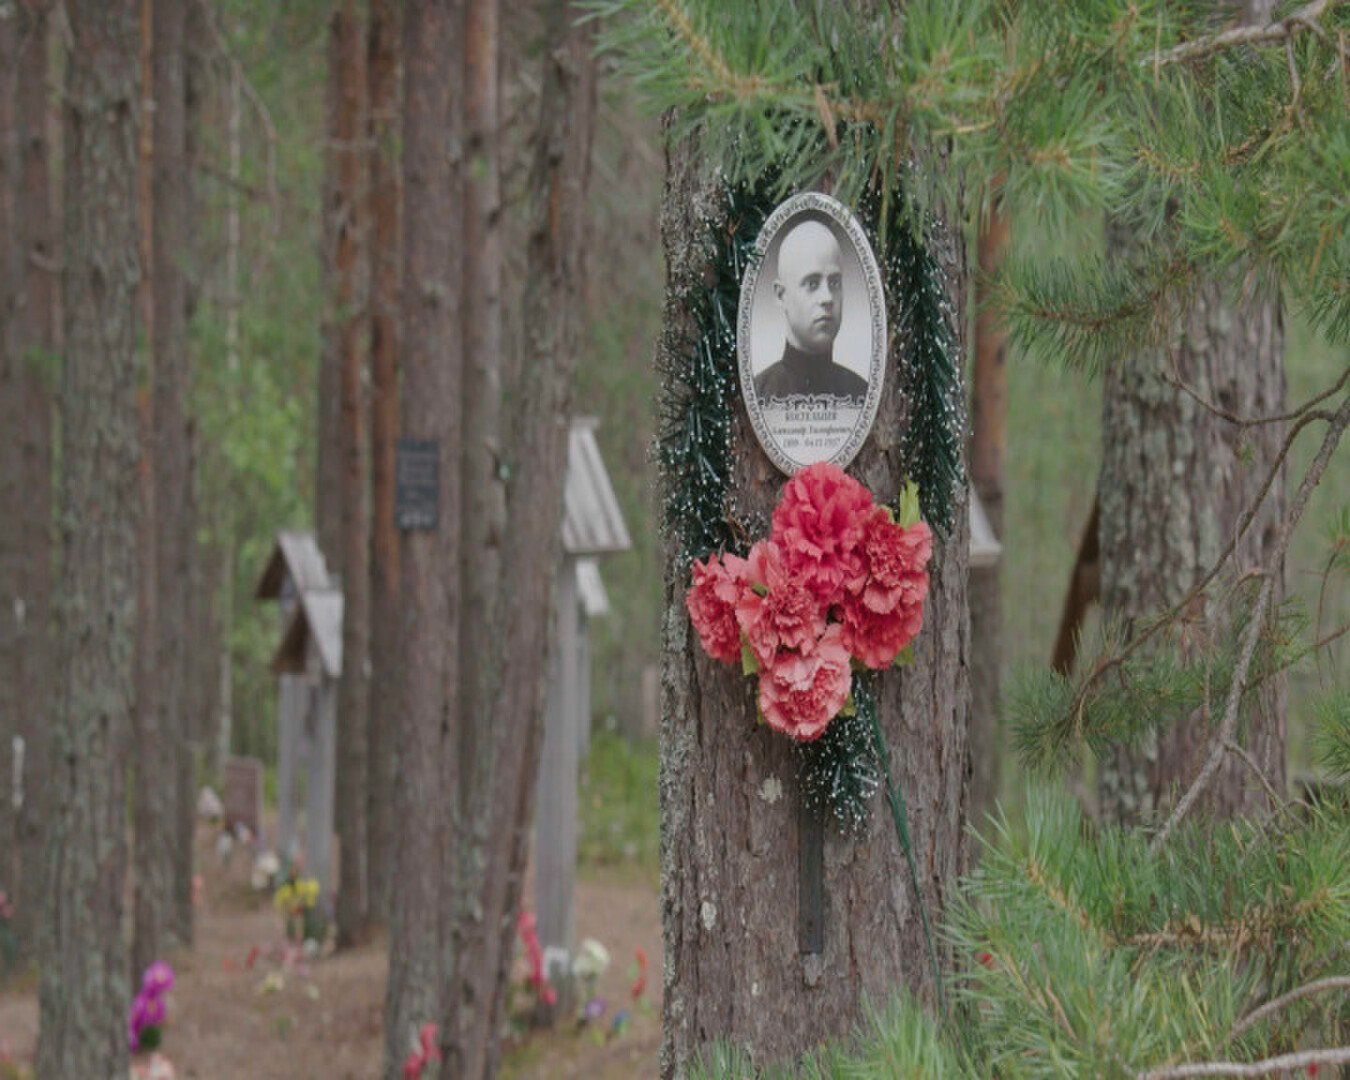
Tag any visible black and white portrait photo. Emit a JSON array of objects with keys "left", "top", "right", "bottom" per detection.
[{"left": 738, "top": 192, "right": 886, "bottom": 475}]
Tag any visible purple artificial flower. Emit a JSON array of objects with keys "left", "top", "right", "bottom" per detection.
[
  {"left": 142, "top": 960, "right": 175, "bottom": 996},
  {"left": 583, "top": 996, "right": 607, "bottom": 1023},
  {"left": 141, "top": 993, "right": 166, "bottom": 1028}
]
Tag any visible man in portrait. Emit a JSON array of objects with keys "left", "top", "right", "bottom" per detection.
[{"left": 753, "top": 217, "right": 869, "bottom": 402}]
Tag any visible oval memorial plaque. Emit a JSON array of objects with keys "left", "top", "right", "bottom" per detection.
[{"left": 738, "top": 192, "right": 886, "bottom": 476}]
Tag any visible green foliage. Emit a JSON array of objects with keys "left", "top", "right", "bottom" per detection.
[
  {"left": 691, "top": 788, "right": 1350, "bottom": 1078},
  {"left": 578, "top": 733, "right": 661, "bottom": 879},
  {"left": 952, "top": 789, "right": 1350, "bottom": 1077},
  {"left": 874, "top": 194, "right": 963, "bottom": 535},
  {"left": 1311, "top": 689, "right": 1350, "bottom": 782},
  {"left": 1011, "top": 592, "right": 1310, "bottom": 776},
  {"left": 593, "top": 0, "right": 1350, "bottom": 359}
]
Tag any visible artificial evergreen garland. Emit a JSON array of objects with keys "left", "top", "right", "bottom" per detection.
[
  {"left": 859, "top": 185, "right": 965, "bottom": 536},
  {"left": 659, "top": 178, "right": 775, "bottom": 568}
]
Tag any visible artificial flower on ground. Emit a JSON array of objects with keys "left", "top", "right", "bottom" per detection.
[
  {"left": 129, "top": 1052, "right": 176, "bottom": 1080},
  {"left": 273, "top": 872, "right": 324, "bottom": 943},
  {"left": 128, "top": 961, "right": 175, "bottom": 1053},
  {"left": 687, "top": 463, "right": 931, "bottom": 743},
  {"left": 630, "top": 947, "right": 648, "bottom": 1005},
  {"left": 517, "top": 910, "right": 556, "bottom": 1008},
  {"left": 401, "top": 1023, "right": 440, "bottom": 1080}
]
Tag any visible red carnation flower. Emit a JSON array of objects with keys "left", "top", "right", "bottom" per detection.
[
  {"left": 771, "top": 463, "right": 874, "bottom": 605},
  {"left": 841, "top": 513, "right": 931, "bottom": 669},
  {"left": 686, "top": 551, "right": 750, "bottom": 665},
  {"left": 735, "top": 540, "right": 827, "bottom": 669},
  {"left": 853, "top": 512, "right": 932, "bottom": 615},
  {"left": 757, "top": 624, "right": 852, "bottom": 742}
]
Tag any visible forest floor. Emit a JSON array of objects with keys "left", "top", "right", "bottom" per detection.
[{"left": 0, "top": 823, "right": 663, "bottom": 1079}]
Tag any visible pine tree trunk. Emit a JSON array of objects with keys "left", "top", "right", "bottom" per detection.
[
  {"left": 156, "top": 0, "right": 195, "bottom": 948},
  {"left": 441, "top": 4, "right": 596, "bottom": 1075},
  {"left": 383, "top": 1, "right": 461, "bottom": 1073},
  {"left": 1098, "top": 280, "right": 1286, "bottom": 825},
  {"left": 365, "top": 0, "right": 401, "bottom": 927},
  {"left": 35, "top": 0, "right": 139, "bottom": 1072},
  {"left": 658, "top": 140, "right": 971, "bottom": 1076},
  {"left": 132, "top": 0, "right": 169, "bottom": 981},
  {"left": 316, "top": 1, "right": 348, "bottom": 568},
  {"left": 968, "top": 196, "right": 1008, "bottom": 826},
  {"left": 134, "top": 0, "right": 194, "bottom": 972},
  {"left": 443, "top": 0, "right": 506, "bottom": 1055},
  {"left": 331, "top": 0, "right": 371, "bottom": 948},
  {"left": 0, "top": 0, "right": 55, "bottom": 971}
]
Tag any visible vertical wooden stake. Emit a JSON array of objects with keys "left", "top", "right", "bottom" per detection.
[{"left": 798, "top": 791, "right": 824, "bottom": 955}]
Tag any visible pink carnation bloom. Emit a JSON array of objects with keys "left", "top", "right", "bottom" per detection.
[
  {"left": 771, "top": 463, "right": 875, "bottom": 604},
  {"left": 142, "top": 960, "right": 175, "bottom": 996},
  {"left": 855, "top": 514, "right": 932, "bottom": 615},
  {"left": 686, "top": 551, "right": 750, "bottom": 665},
  {"left": 735, "top": 540, "right": 826, "bottom": 669},
  {"left": 842, "top": 513, "right": 931, "bottom": 669},
  {"left": 757, "top": 624, "right": 852, "bottom": 742}
]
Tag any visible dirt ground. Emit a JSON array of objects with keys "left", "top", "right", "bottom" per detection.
[{"left": 0, "top": 827, "right": 662, "bottom": 1079}]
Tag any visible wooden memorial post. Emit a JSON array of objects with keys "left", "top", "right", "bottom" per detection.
[
  {"left": 532, "top": 420, "right": 630, "bottom": 1014},
  {"left": 255, "top": 532, "right": 336, "bottom": 863},
  {"left": 272, "top": 588, "right": 343, "bottom": 898}
]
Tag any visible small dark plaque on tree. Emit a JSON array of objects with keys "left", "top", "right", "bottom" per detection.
[{"left": 396, "top": 438, "right": 439, "bottom": 530}]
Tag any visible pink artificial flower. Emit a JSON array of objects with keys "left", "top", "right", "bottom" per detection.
[
  {"left": 771, "top": 463, "right": 875, "bottom": 604},
  {"left": 142, "top": 960, "right": 176, "bottom": 996},
  {"left": 841, "top": 514, "right": 931, "bottom": 668},
  {"left": 854, "top": 513, "right": 932, "bottom": 615},
  {"left": 517, "top": 909, "right": 557, "bottom": 1006},
  {"left": 142, "top": 994, "right": 166, "bottom": 1029},
  {"left": 735, "top": 540, "right": 826, "bottom": 669},
  {"left": 841, "top": 594, "right": 926, "bottom": 670},
  {"left": 757, "top": 624, "right": 852, "bottom": 742},
  {"left": 686, "top": 551, "right": 750, "bottom": 665}
]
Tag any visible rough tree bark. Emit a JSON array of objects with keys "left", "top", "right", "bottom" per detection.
[
  {"left": 151, "top": 0, "right": 196, "bottom": 946},
  {"left": 35, "top": 0, "right": 139, "bottom": 1073},
  {"left": 132, "top": 0, "right": 169, "bottom": 980},
  {"left": 1097, "top": 279, "right": 1286, "bottom": 824},
  {"left": 0, "top": 0, "right": 55, "bottom": 970},
  {"left": 365, "top": 0, "right": 401, "bottom": 927},
  {"left": 442, "top": 0, "right": 507, "bottom": 1059},
  {"left": 383, "top": 1, "right": 461, "bottom": 1074},
  {"left": 968, "top": 194, "right": 1008, "bottom": 825},
  {"left": 658, "top": 141, "right": 971, "bottom": 1076},
  {"left": 315, "top": 0, "right": 348, "bottom": 567},
  {"left": 135, "top": 0, "right": 195, "bottom": 972},
  {"left": 331, "top": 0, "right": 371, "bottom": 948},
  {"left": 441, "top": 4, "right": 597, "bottom": 1075}
]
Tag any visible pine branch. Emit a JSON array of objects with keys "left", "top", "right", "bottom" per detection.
[
  {"left": 1223, "top": 741, "right": 1292, "bottom": 818},
  {"left": 1152, "top": 392, "right": 1350, "bottom": 852},
  {"left": 1151, "top": 0, "right": 1340, "bottom": 68},
  {"left": 1138, "top": 1045, "right": 1350, "bottom": 1079},
  {"left": 1311, "top": 689, "right": 1350, "bottom": 781},
  {"left": 1161, "top": 358, "right": 1350, "bottom": 428},
  {"left": 1227, "top": 975, "right": 1350, "bottom": 1043},
  {"left": 1059, "top": 402, "right": 1333, "bottom": 755}
]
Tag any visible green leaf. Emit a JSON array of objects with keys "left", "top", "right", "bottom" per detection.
[
  {"left": 893, "top": 644, "right": 915, "bottom": 668},
  {"left": 741, "top": 637, "right": 760, "bottom": 676},
  {"left": 840, "top": 694, "right": 857, "bottom": 717},
  {"left": 897, "top": 480, "right": 923, "bottom": 529}
]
